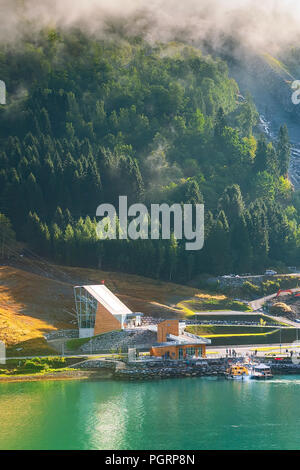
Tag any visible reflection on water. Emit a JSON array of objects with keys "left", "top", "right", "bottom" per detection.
[{"left": 0, "top": 376, "right": 300, "bottom": 450}]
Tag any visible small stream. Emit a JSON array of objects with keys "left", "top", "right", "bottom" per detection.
[{"left": 259, "top": 115, "right": 300, "bottom": 190}]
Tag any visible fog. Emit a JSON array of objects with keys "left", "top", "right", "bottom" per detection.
[{"left": 1, "top": 0, "right": 300, "bottom": 53}]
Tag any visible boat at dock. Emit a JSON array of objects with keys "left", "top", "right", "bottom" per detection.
[
  {"left": 225, "top": 362, "right": 273, "bottom": 380},
  {"left": 248, "top": 363, "right": 273, "bottom": 380},
  {"left": 225, "top": 364, "right": 249, "bottom": 380}
]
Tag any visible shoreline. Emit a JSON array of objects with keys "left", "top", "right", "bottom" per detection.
[
  {"left": 0, "top": 369, "right": 114, "bottom": 384},
  {"left": 2, "top": 357, "right": 300, "bottom": 384}
]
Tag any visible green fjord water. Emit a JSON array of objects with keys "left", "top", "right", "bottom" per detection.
[{"left": 0, "top": 376, "right": 300, "bottom": 450}]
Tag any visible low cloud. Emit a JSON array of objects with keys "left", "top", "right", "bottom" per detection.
[{"left": 1, "top": 0, "right": 300, "bottom": 54}]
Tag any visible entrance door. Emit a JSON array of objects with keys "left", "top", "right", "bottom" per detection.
[{"left": 178, "top": 348, "right": 184, "bottom": 359}]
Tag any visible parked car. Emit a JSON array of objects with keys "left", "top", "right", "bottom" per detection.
[
  {"left": 288, "top": 266, "right": 298, "bottom": 273},
  {"left": 265, "top": 269, "right": 277, "bottom": 275}
]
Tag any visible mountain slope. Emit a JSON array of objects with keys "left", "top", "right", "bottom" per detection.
[{"left": 0, "top": 263, "right": 201, "bottom": 353}]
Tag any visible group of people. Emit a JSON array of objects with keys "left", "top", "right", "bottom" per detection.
[{"left": 226, "top": 348, "right": 237, "bottom": 357}]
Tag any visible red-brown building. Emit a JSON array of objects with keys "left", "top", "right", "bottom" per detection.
[{"left": 150, "top": 319, "right": 211, "bottom": 360}]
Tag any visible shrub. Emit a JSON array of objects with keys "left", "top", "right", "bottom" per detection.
[
  {"left": 270, "top": 302, "right": 293, "bottom": 316},
  {"left": 21, "top": 360, "right": 45, "bottom": 372},
  {"left": 261, "top": 280, "right": 281, "bottom": 296},
  {"left": 43, "top": 357, "right": 66, "bottom": 368},
  {"left": 242, "top": 281, "right": 261, "bottom": 296},
  {"left": 18, "top": 356, "right": 67, "bottom": 373}
]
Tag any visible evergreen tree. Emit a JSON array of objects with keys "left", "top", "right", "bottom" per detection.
[
  {"left": 0, "top": 213, "right": 16, "bottom": 258},
  {"left": 214, "top": 107, "right": 226, "bottom": 139},
  {"left": 254, "top": 135, "right": 268, "bottom": 173},
  {"left": 231, "top": 214, "right": 252, "bottom": 273},
  {"left": 277, "top": 125, "right": 290, "bottom": 176},
  {"left": 218, "top": 184, "right": 244, "bottom": 226}
]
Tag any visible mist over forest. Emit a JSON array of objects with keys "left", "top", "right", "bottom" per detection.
[{"left": 1, "top": 0, "right": 300, "bottom": 282}]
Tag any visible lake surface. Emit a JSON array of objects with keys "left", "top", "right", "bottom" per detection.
[{"left": 0, "top": 376, "right": 300, "bottom": 450}]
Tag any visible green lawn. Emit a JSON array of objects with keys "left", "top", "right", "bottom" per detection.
[
  {"left": 186, "top": 325, "right": 299, "bottom": 346},
  {"left": 187, "top": 314, "right": 285, "bottom": 325},
  {"left": 180, "top": 298, "right": 252, "bottom": 314},
  {"left": 66, "top": 337, "right": 92, "bottom": 350},
  {"left": 186, "top": 325, "right": 276, "bottom": 336}
]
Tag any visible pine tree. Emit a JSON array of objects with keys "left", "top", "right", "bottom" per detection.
[
  {"left": 64, "top": 224, "right": 75, "bottom": 265},
  {"left": 53, "top": 207, "right": 65, "bottom": 228},
  {"left": 218, "top": 184, "right": 244, "bottom": 226},
  {"left": 231, "top": 214, "right": 253, "bottom": 273},
  {"left": 214, "top": 107, "right": 226, "bottom": 139},
  {"left": 254, "top": 135, "right": 268, "bottom": 173},
  {"left": 249, "top": 203, "right": 269, "bottom": 269},
  {"left": 205, "top": 213, "right": 231, "bottom": 275},
  {"left": 0, "top": 213, "right": 16, "bottom": 258},
  {"left": 183, "top": 179, "right": 204, "bottom": 205},
  {"left": 266, "top": 143, "right": 279, "bottom": 176},
  {"left": 40, "top": 108, "right": 52, "bottom": 135},
  {"left": 277, "top": 125, "right": 290, "bottom": 176}
]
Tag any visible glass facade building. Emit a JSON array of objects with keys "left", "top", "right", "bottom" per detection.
[{"left": 74, "top": 286, "right": 98, "bottom": 330}]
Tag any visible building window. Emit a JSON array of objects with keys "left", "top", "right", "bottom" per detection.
[
  {"left": 186, "top": 347, "right": 196, "bottom": 356},
  {"left": 74, "top": 287, "right": 98, "bottom": 329}
]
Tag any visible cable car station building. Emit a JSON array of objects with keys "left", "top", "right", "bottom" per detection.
[
  {"left": 150, "top": 319, "right": 211, "bottom": 360},
  {"left": 74, "top": 284, "right": 142, "bottom": 338}
]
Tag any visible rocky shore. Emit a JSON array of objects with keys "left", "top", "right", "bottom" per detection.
[
  {"left": 113, "top": 360, "right": 300, "bottom": 381},
  {"left": 114, "top": 363, "right": 225, "bottom": 380},
  {"left": 3, "top": 357, "right": 300, "bottom": 384},
  {"left": 76, "top": 358, "right": 229, "bottom": 381}
]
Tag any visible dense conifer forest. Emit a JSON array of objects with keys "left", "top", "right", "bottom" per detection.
[{"left": 0, "top": 31, "right": 299, "bottom": 281}]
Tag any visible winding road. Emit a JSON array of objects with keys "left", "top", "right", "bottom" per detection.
[{"left": 249, "top": 288, "right": 300, "bottom": 327}]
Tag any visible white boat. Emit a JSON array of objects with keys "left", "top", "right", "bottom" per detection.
[{"left": 248, "top": 363, "right": 273, "bottom": 380}]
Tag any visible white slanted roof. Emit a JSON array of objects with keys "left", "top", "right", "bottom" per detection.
[{"left": 83, "top": 285, "right": 132, "bottom": 317}]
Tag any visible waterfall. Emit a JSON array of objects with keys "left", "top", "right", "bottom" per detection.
[{"left": 259, "top": 115, "right": 300, "bottom": 190}]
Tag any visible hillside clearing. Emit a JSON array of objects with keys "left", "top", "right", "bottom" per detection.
[{"left": 0, "top": 264, "right": 225, "bottom": 354}]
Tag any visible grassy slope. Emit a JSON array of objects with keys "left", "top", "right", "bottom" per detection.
[
  {"left": 0, "top": 264, "right": 200, "bottom": 353},
  {"left": 177, "top": 294, "right": 252, "bottom": 315},
  {"left": 0, "top": 266, "right": 76, "bottom": 355}
]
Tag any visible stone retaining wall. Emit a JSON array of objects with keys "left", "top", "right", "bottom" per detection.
[
  {"left": 44, "top": 329, "right": 78, "bottom": 340},
  {"left": 114, "top": 358, "right": 228, "bottom": 381},
  {"left": 74, "top": 360, "right": 116, "bottom": 370},
  {"left": 72, "top": 356, "right": 300, "bottom": 380},
  {"left": 271, "top": 363, "right": 300, "bottom": 374}
]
